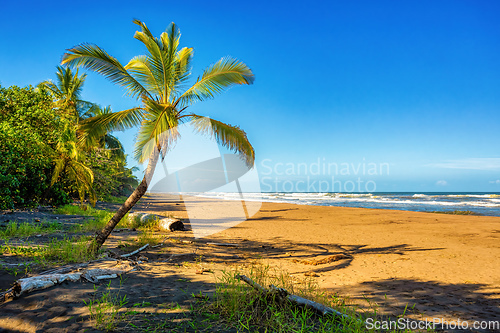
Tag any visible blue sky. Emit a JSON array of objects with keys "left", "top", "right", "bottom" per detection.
[{"left": 1, "top": 0, "right": 499, "bottom": 192}]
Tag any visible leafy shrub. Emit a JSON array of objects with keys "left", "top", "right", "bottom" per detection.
[{"left": 0, "top": 85, "right": 70, "bottom": 209}]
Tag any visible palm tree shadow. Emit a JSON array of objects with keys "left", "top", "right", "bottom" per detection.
[{"left": 333, "top": 279, "right": 500, "bottom": 325}]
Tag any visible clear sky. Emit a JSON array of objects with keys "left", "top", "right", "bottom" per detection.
[{"left": 1, "top": 0, "right": 499, "bottom": 192}]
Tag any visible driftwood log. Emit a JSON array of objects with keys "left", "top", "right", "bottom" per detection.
[
  {"left": 0, "top": 267, "right": 129, "bottom": 303},
  {"left": 158, "top": 218, "right": 184, "bottom": 232},
  {"left": 236, "top": 274, "right": 356, "bottom": 322}
]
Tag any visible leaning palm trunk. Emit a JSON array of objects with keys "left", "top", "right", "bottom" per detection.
[{"left": 93, "top": 148, "right": 159, "bottom": 251}]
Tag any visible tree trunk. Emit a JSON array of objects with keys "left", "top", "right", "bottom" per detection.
[{"left": 91, "top": 148, "right": 160, "bottom": 252}]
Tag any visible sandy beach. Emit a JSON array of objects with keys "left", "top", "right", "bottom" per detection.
[
  {"left": 1, "top": 194, "right": 499, "bottom": 332},
  {"left": 142, "top": 194, "right": 500, "bottom": 324}
]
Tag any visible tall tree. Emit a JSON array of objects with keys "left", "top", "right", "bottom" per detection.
[
  {"left": 39, "top": 66, "right": 97, "bottom": 205},
  {"left": 62, "top": 20, "right": 255, "bottom": 251}
]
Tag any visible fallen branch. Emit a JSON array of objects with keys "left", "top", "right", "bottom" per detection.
[
  {"left": 236, "top": 274, "right": 268, "bottom": 293},
  {"left": 236, "top": 274, "right": 357, "bottom": 322},
  {"left": 121, "top": 244, "right": 149, "bottom": 258}
]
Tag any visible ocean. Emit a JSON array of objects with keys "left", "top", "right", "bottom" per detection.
[{"left": 197, "top": 192, "right": 500, "bottom": 217}]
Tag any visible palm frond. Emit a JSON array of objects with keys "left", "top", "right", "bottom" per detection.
[
  {"left": 189, "top": 115, "right": 254, "bottom": 166},
  {"left": 176, "top": 57, "right": 254, "bottom": 107},
  {"left": 125, "top": 55, "right": 163, "bottom": 97},
  {"left": 172, "top": 47, "right": 193, "bottom": 95},
  {"left": 134, "top": 99, "right": 180, "bottom": 162},
  {"left": 50, "top": 158, "right": 66, "bottom": 186},
  {"left": 103, "top": 134, "right": 125, "bottom": 160},
  {"left": 55, "top": 66, "right": 86, "bottom": 102},
  {"left": 62, "top": 44, "right": 152, "bottom": 100},
  {"left": 78, "top": 107, "right": 145, "bottom": 149},
  {"left": 131, "top": 21, "right": 181, "bottom": 103},
  {"left": 38, "top": 80, "right": 62, "bottom": 99}
]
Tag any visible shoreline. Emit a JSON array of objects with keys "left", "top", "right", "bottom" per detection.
[{"left": 148, "top": 191, "right": 500, "bottom": 217}]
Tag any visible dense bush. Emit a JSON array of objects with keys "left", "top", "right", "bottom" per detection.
[
  {"left": 0, "top": 84, "right": 137, "bottom": 209},
  {"left": 86, "top": 149, "right": 138, "bottom": 200},
  {"left": 0, "top": 86, "right": 70, "bottom": 209}
]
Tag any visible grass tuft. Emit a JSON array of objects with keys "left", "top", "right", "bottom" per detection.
[
  {"left": 0, "top": 220, "right": 62, "bottom": 239},
  {"left": 84, "top": 279, "right": 128, "bottom": 332}
]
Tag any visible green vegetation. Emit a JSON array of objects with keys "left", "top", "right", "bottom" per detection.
[
  {"left": 55, "top": 203, "right": 157, "bottom": 232},
  {"left": 206, "top": 265, "right": 412, "bottom": 333},
  {"left": 61, "top": 19, "right": 255, "bottom": 250},
  {"left": 0, "top": 85, "right": 71, "bottom": 209},
  {"left": 79, "top": 264, "right": 418, "bottom": 332},
  {"left": 55, "top": 204, "right": 116, "bottom": 232},
  {"left": 84, "top": 280, "right": 128, "bottom": 332},
  {"left": 0, "top": 220, "right": 62, "bottom": 239},
  {"left": 0, "top": 236, "right": 98, "bottom": 267},
  {"left": 207, "top": 265, "right": 361, "bottom": 332},
  {"left": 0, "top": 70, "right": 137, "bottom": 210}
]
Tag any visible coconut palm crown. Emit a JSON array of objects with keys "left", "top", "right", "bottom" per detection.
[{"left": 61, "top": 20, "right": 255, "bottom": 250}]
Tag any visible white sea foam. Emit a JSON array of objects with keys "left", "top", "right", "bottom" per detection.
[{"left": 190, "top": 192, "right": 500, "bottom": 211}]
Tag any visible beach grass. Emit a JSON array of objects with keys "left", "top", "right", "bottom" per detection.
[
  {"left": 0, "top": 236, "right": 99, "bottom": 268},
  {"left": 84, "top": 279, "right": 128, "bottom": 332},
  {"left": 56, "top": 204, "right": 136, "bottom": 232},
  {"left": 0, "top": 220, "right": 62, "bottom": 239}
]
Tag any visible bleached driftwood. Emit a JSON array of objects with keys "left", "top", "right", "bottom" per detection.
[
  {"left": 207, "top": 242, "right": 239, "bottom": 247},
  {"left": 121, "top": 244, "right": 149, "bottom": 258},
  {"left": 140, "top": 214, "right": 158, "bottom": 225},
  {"left": 158, "top": 218, "right": 184, "bottom": 232},
  {"left": 236, "top": 274, "right": 355, "bottom": 321},
  {"left": 0, "top": 268, "right": 128, "bottom": 303},
  {"left": 81, "top": 268, "right": 127, "bottom": 283}
]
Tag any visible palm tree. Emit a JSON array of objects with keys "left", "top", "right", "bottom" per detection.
[
  {"left": 82, "top": 104, "right": 126, "bottom": 161},
  {"left": 40, "top": 68, "right": 132, "bottom": 206},
  {"left": 62, "top": 20, "right": 255, "bottom": 251},
  {"left": 39, "top": 66, "right": 93, "bottom": 121},
  {"left": 49, "top": 127, "right": 96, "bottom": 206},
  {"left": 39, "top": 66, "right": 97, "bottom": 206}
]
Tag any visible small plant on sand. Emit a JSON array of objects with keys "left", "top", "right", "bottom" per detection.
[
  {"left": 84, "top": 279, "right": 128, "bottom": 331},
  {"left": 127, "top": 230, "right": 163, "bottom": 249}
]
